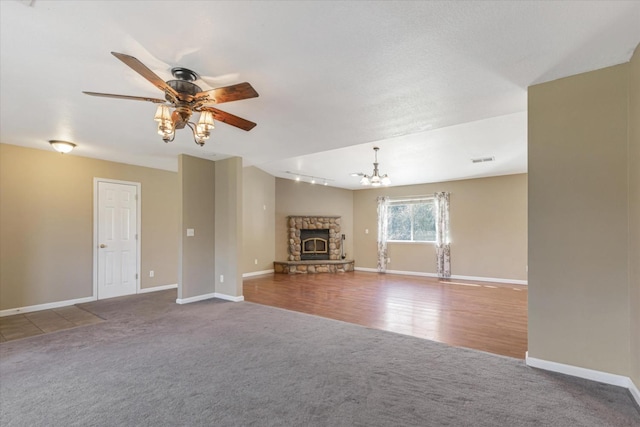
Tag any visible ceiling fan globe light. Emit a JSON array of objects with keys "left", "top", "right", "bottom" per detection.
[
  {"left": 198, "top": 111, "right": 215, "bottom": 130},
  {"left": 196, "top": 124, "right": 211, "bottom": 139},
  {"left": 154, "top": 105, "right": 171, "bottom": 122},
  {"left": 158, "top": 119, "right": 174, "bottom": 135}
]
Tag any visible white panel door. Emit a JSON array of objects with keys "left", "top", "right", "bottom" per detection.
[{"left": 97, "top": 181, "right": 138, "bottom": 299}]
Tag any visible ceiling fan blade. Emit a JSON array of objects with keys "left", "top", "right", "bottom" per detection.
[
  {"left": 111, "top": 52, "right": 179, "bottom": 99},
  {"left": 196, "top": 82, "right": 259, "bottom": 104},
  {"left": 200, "top": 107, "right": 257, "bottom": 131},
  {"left": 83, "top": 91, "right": 167, "bottom": 103}
]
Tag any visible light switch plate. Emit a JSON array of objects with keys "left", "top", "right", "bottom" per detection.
[{"left": 186, "top": 228, "right": 195, "bottom": 237}]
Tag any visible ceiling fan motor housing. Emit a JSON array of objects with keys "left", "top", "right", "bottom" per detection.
[
  {"left": 171, "top": 67, "right": 199, "bottom": 82},
  {"left": 166, "top": 80, "right": 202, "bottom": 98}
]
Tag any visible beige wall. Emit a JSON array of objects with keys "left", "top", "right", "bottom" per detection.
[
  {"left": 353, "top": 174, "right": 528, "bottom": 281},
  {"left": 275, "top": 178, "right": 353, "bottom": 261},
  {"left": 528, "top": 63, "right": 632, "bottom": 376},
  {"left": 242, "top": 167, "right": 275, "bottom": 273},
  {"left": 0, "top": 143, "right": 179, "bottom": 310},
  {"left": 178, "top": 155, "right": 215, "bottom": 300},
  {"left": 214, "top": 157, "right": 243, "bottom": 297},
  {"left": 628, "top": 46, "right": 640, "bottom": 387}
]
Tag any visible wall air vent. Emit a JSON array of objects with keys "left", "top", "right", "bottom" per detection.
[{"left": 471, "top": 156, "right": 495, "bottom": 163}]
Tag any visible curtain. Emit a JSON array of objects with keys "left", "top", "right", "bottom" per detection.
[
  {"left": 435, "top": 191, "right": 451, "bottom": 278},
  {"left": 376, "top": 196, "right": 390, "bottom": 273}
]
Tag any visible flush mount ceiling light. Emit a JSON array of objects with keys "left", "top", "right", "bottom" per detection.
[
  {"left": 83, "top": 52, "right": 259, "bottom": 146},
  {"left": 49, "top": 140, "right": 76, "bottom": 154},
  {"left": 357, "top": 147, "right": 390, "bottom": 187}
]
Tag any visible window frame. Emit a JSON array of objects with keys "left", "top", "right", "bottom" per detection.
[{"left": 385, "top": 196, "right": 436, "bottom": 243}]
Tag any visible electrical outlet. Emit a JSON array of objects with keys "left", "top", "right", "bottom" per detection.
[
  {"left": 387, "top": 258, "right": 391, "bottom": 263},
  {"left": 149, "top": 270, "right": 154, "bottom": 278},
  {"left": 220, "top": 274, "right": 224, "bottom": 283},
  {"left": 254, "top": 259, "right": 258, "bottom": 265},
  {"left": 365, "top": 229, "right": 369, "bottom": 234}
]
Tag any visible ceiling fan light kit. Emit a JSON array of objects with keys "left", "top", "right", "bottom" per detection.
[
  {"left": 49, "top": 140, "right": 76, "bottom": 154},
  {"left": 83, "top": 52, "right": 258, "bottom": 147},
  {"left": 359, "top": 147, "right": 390, "bottom": 187}
]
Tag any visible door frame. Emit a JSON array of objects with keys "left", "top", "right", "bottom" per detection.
[{"left": 93, "top": 177, "right": 142, "bottom": 299}]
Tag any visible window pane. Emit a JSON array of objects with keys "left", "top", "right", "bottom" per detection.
[
  {"left": 387, "top": 204, "right": 411, "bottom": 240},
  {"left": 413, "top": 202, "right": 436, "bottom": 241}
]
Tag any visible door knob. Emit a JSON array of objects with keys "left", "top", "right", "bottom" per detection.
[{"left": 100, "top": 244, "right": 107, "bottom": 248}]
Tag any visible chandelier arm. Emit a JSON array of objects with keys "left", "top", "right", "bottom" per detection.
[
  {"left": 162, "top": 131, "right": 176, "bottom": 143},
  {"left": 186, "top": 122, "right": 207, "bottom": 146}
]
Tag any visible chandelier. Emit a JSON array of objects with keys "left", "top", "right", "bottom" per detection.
[
  {"left": 360, "top": 147, "right": 391, "bottom": 186},
  {"left": 153, "top": 105, "right": 215, "bottom": 146}
]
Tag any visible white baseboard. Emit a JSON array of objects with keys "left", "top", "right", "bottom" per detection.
[
  {"left": 388, "top": 269, "right": 439, "bottom": 278},
  {"left": 630, "top": 379, "right": 640, "bottom": 407},
  {"left": 526, "top": 352, "right": 640, "bottom": 407},
  {"left": 176, "top": 292, "right": 217, "bottom": 304},
  {"left": 0, "top": 295, "right": 97, "bottom": 317},
  {"left": 138, "top": 284, "right": 178, "bottom": 294},
  {"left": 213, "top": 293, "right": 244, "bottom": 302},
  {"left": 354, "top": 267, "right": 379, "bottom": 273},
  {"left": 176, "top": 292, "right": 244, "bottom": 304},
  {"left": 353, "top": 267, "right": 527, "bottom": 285},
  {"left": 451, "top": 274, "right": 527, "bottom": 286},
  {"left": 242, "top": 269, "right": 274, "bottom": 278}
]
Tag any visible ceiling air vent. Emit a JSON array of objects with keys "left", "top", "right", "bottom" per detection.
[{"left": 471, "top": 156, "right": 495, "bottom": 163}]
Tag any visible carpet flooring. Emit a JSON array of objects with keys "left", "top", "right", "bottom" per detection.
[{"left": 0, "top": 290, "right": 638, "bottom": 426}]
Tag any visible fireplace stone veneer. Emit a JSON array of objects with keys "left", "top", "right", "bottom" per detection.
[
  {"left": 274, "top": 259, "right": 354, "bottom": 274},
  {"left": 274, "top": 215, "right": 354, "bottom": 274}
]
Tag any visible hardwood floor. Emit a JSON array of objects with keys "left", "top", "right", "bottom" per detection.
[{"left": 243, "top": 271, "right": 527, "bottom": 359}]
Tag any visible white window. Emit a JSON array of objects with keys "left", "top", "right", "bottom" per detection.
[{"left": 386, "top": 197, "right": 436, "bottom": 242}]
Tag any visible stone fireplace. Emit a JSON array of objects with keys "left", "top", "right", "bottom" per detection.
[
  {"left": 274, "top": 215, "right": 354, "bottom": 274},
  {"left": 286, "top": 216, "right": 342, "bottom": 261}
]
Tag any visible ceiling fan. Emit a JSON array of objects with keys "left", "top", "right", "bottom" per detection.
[{"left": 83, "top": 52, "right": 258, "bottom": 146}]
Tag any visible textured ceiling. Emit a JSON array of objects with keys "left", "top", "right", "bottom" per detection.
[{"left": 1, "top": 1, "right": 638, "bottom": 189}]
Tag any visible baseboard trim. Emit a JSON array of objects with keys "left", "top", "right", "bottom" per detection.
[
  {"left": 176, "top": 292, "right": 244, "bottom": 304},
  {"left": 138, "top": 284, "right": 178, "bottom": 294},
  {"left": 451, "top": 274, "right": 527, "bottom": 285},
  {"left": 0, "top": 296, "right": 97, "bottom": 317},
  {"left": 354, "top": 267, "right": 379, "bottom": 273},
  {"left": 630, "top": 379, "right": 640, "bottom": 407},
  {"left": 353, "top": 267, "right": 527, "bottom": 285},
  {"left": 526, "top": 352, "right": 639, "bottom": 407},
  {"left": 176, "top": 292, "right": 217, "bottom": 304},
  {"left": 388, "top": 269, "right": 439, "bottom": 278},
  {"left": 213, "top": 293, "right": 244, "bottom": 302},
  {"left": 242, "top": 269, "right": 274, "bottom": 278}
]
